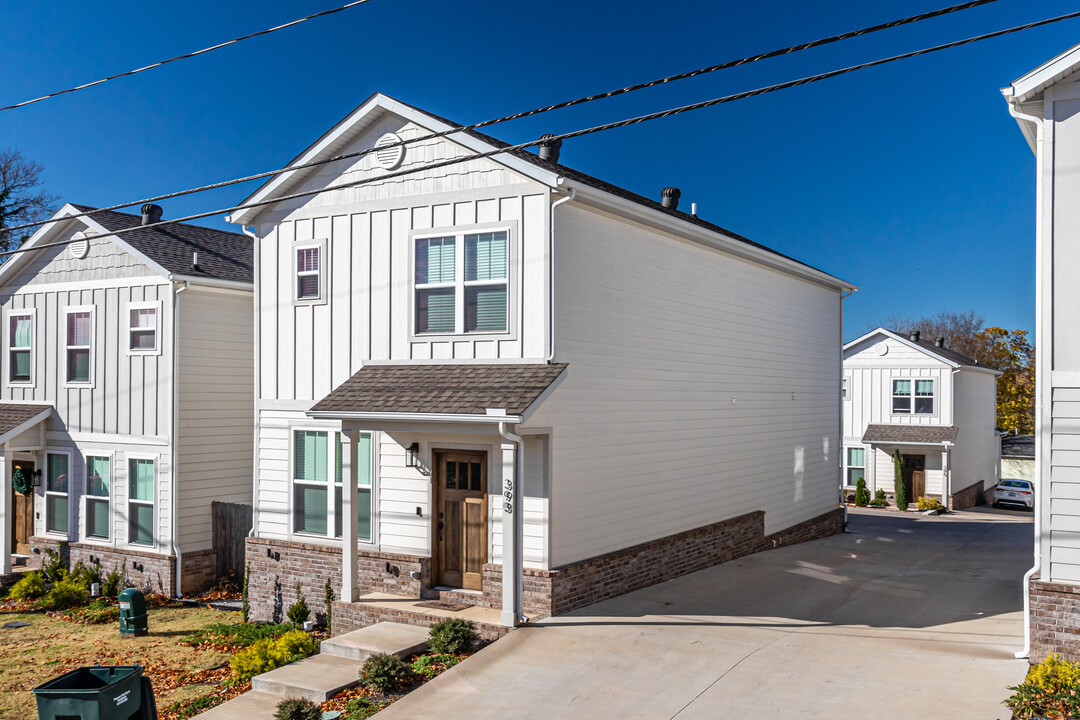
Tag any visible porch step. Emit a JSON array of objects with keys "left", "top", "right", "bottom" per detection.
[
  {"left": 250, "top": 653, "right": 363, "bottom": 703},
  {"left": 320, "top": 621, "right": 429, "bottom": 661}
]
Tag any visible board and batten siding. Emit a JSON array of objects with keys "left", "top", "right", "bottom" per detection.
[
  {"left": 175, "top": 287, "right": 254, "bottom": 553},
  {"left": 524, "top": 202, "right": 843, "bottom": 568}
]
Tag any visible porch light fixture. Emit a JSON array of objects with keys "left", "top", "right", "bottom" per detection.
[
  {"left": 31, "top": 469, "right": 42, "bottom": 487},
  {"left": 406, "top": 443, "right": 420, "bottom": 468}
]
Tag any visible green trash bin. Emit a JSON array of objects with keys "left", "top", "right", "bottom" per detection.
[{"left": 32, "top": 664, "right": 146, "bottom": 720}]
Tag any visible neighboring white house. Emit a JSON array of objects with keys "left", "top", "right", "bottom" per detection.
[
  {"left": 1005, "top": 41, "right": 1080, "bottom": 662},
  {"left": 227, "top": 93, "right": 855, "bottom": 631},
  {"left": 1001, "top": 434, "right": 1035, "bottom": 484},
  {"left": 0, "top": 203, "right": 254, "bottom": 596},
  {"left": 842, "top": 328, "right": 1000, "bottom": 509}
]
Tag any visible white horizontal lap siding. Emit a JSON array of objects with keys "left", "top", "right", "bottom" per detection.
[
  {"left": 377, "top": 434, "right": 430, "bottom": 555},
  {"left": 528, "top": 204, "right": 842, "bottom": 567},
  {"left": 176, "top": 288, "right": 254, "bottom": 552},
  {"left": 490, "top": 434, "right": 549, "bottom": 568},
  {"left": 949, "top": 369, "right": 999, "bottom": 496},
  {"left": 1050, "top": 386, "right": 1080, "bottom": 582},
  {"left": 254, "top": 413, "right": 291, "bottom": 539}
]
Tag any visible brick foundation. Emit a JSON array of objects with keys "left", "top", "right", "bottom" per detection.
[
  {"left": 246, "top": 508, "right": 843, "bottom": 629},
  {"left": 951, "top": 481, "right": 985, "bottom": 511},
  {"left": 1030, "top": 577, "right": 1080, "bottom": 662}
]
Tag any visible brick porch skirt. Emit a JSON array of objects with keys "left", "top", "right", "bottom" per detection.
[
  {"left": 244, "top": 508, "right": 843, "bottom": 627},
  {"left": 1030, "top": 577, "right": 1080, "bottom": 662}
]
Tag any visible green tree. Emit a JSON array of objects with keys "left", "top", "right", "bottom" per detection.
[
  {"left": 893, "top": 449, "right": 908, "bottom": 511},
  {"left": 0, "top": 148, "right": 57, "bottom": 251}
]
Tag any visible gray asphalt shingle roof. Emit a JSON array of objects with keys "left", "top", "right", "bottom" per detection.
[
  {"left": 310, "top": 363, "right": 568, "bottom": 416},
  {"left": 1001, "top": 434, "right": 1035, "bottom": 458},
  {"left": 0, "top": 403, "right": 51, "bottom": 438},
  {"left": 862, "top": 424, "right": 959, "bottom": 445},
  {"left": 73, "top": 205, "right": 253, "bottom": 285}
]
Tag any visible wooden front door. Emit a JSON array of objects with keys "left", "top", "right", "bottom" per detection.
[
  {"left": 11, "top": 461, "right": 35, "bottom": 555},
  {"left": 903, "top": 455, "right": 926, "bottom": 501},
  {"left": 433, "top": 451, "right": 487, "bottom": 590}
]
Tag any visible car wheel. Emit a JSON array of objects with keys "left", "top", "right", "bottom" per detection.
[{"left": 992, "top": 502, "right": 1000, "bottom": 509}]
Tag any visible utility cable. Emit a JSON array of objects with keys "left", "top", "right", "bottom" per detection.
[
  {"left": 0, "top": 0, "right": 1002, "bottom": 238},
  {"left": 0, "top": 0, "right": 378, "bottom": 113},
  {"left": 5, "top": 6, "right": 1078, "bottom": 256}
]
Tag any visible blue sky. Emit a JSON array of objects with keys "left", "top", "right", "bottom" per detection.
[{"left": 2, "top": 0, "right": 1076, "bottom": 340}]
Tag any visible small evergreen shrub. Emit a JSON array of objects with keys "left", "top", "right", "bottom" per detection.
[
  {"left": 41, "top": 548, "right": 67, "bottom": 582},
  {"left": 9, "top": 571, "right": 46, "bottom": 600},
  {"left": 43, "top": 576, "right": 88, "bottom": 609},
  {"left": 869, "top": 489, "right": 889, "bottom": 507},
  {"left": 893, "top": 449, "right": 908, "bottom": 510},
  {"left": 341, "top": 697, "right": 388, "bottom": 720},
  {"left": 360, "top": 653, "right": 414, "bottom": 694},
  {"left": 102, "top": 564, "right": 126, "bottom": 597},
  {"left": 273, "top": 697, "right": 321, "bottom": 720},
  {"left": 324, "top": 576, "right": 334, "bottom": 632},
  {"left": 1005, "top": 653, "right": 1080, "bottom": 718},
  {"left": 184, "top": 621, "right": 291, "bottom": 649},
  {"left": 854, "top": 478, "right": 869, "bottom": 507},
  {"left": 241, "top": 563, "right": 251, "bottom": 623},
  {"left": 67, "top": 562, "right": 98, "bottom": 592},
  {"left": 427, "top": 618, "right": 477, "bottom": 654},
  {"left": 411, "top": 653, "right": 460, "bottom": 679},
  {"left": 229, "top": 629, "right": 316, "bottom": 682},
  {"left": 916, "top": 496, "right": 946, "bottom": 512},
  {"left": 286, "top": 582, "right": 309, "bottom": 627}
]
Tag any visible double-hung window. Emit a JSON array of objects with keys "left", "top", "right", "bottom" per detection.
[
  {"left": 128, "top": 304, "right": 159, "bottom": 352},
  {"left": 841, "top": 378, "right": 847, "bottom": 400},
  {"left": 65, "top": 308, "right": 93, "bottom": 384},
  {"left": 9, "top": 312, "right": 32, "bottom": 383},
  {"left": 846, "top": 447, "right": 865, "bottom": 487},
  {"left": 892, "top": 379, "right": 935, "bottom": 414},
  {"left": 128, "top": 458, "right": 155, "bottom": 546},
  {"left": 415, "top": 230, "right": 508, "bottom": 334},
  {"left": 293, "top": 430, "right": 373, "bottom": 541},
  {"left": 296, "top": 246, "right": 322, "bottom": 301},
  {"left": 45, "top": 453, "right": 69, "bottom": 535},
  {"left": 86, "top": 456, "right": 110, "bottom": 540}
]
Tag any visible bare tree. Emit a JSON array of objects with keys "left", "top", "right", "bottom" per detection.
[
  {"left": 0, "top": 148, "right": 58, "bottom": 251},
  {"left": 871, "top": 310, "right": 985, "bottom": 359}
]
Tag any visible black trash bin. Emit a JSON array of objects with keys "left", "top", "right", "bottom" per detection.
[{"left": 32, "top": 664, "right": 152, "bottom": 720}]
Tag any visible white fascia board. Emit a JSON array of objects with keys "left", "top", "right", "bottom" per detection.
[
  {"left": 168, "top": 274, "right": 253, "bottom": 292},
  {"left": 305, "top": 411, "right": 523, "bottom": 424},
  {"left": 844, "top": 327, "right": 962, "bottom": 369},
  {"left": 863, "top": 439, "right": 952, "bottom": 448},
  {"left": 1009, "top": 42, "right": 1080, "bottom": 104},
  {"left": 0, "top": 407, "right": 52, "bottom": 446},
  {"left": 565, "top": 182, "right": 855, "bottom": 293},
  {"left": 0, "top": 205, "right": 82, "bottom": 286}
]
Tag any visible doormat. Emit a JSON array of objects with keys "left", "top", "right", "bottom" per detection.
[{"left": 414, "top": 600, "right": 470, "bottom": 612}]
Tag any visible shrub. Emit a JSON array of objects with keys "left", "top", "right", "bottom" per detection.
[
  {"left": 67, "top": 562, "right": 98, "bottom": 592},
  {"left": 854, "top": 478, "right": 869, "bottom": 507},
  {"left": 64, "top": 598, "right": 119, "bottom": 624},
  {"left": 274, "top": 697, "right": 321, "bottom": 720},
  {"left": 184, "top": 621, "right": 292, "bottom": 649},
  {"left": 41, "top": 548, "right": 67, "bottom": 583},
  {"left": 360, "top": 653, "right": 413, "bottom": 694},
  {"left": 287, "top": 582, "right": 309, "bottom": 627},
  {"left": 427, "top": 618, "right": 477, "bottom": 654},
  {"left": 916, "top": 496, "right": 946, "bottom": 512},
  {"left": 1026, "top": 653, "right": 1080, "bottom": 691},
  {"left": 893, "top": 449, "right": 908, "bottom": 510},
  {"left": 9, "top": 571, "right": 46, "bottom": 600},
  {"left": 102, "top": 564, "right": 126, "bottom": 598},
  {"left": 43, "top": 576, "right": 88, "bottom": 609},
  {"left": 229, "top": 629, "right": 316, "bottom": 682},
  {"left": 324, "top": 576, "right": 334, "bottom": 632},
  {"left": 1005, "top": 653, "right": 1080, "bottom": 718},
  {"left": 411, "top": 653, "right": 460, "bottom": 679},
  {"left": 869, "top": 489, "right": 889, "bottom": 507},
  {"left": 341, "top": 697, "right": 388, "bottom": 720},
  {"left": 241, "top": 563, "right": 251, "bottom": 623}
]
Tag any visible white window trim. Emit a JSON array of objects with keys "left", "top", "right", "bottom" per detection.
[
  {"left": 841, "top": 377, "right": 848, "bottom": 401},
  {"left": 126, "top": 454, "right": 157, "bottom": 549},
  {"left": 64, "top": 305, "right": 95, "bottom": 388},
  {"left": 293, "top": 240, "right": 327, "bottom": 306},
  {"left": 355, "top": 431, "right": 375, "bottom": 546},
  {"left": 83, "top": 453, "right": 113, "bottom": 543},
  {"left": 44, "top": 450, "right": 73, "bottom": 539},
  {"left": 890, "top": 377, "right": 936, "bottom": 416},
  {"left": 844, "top": 446, "right": 866, "bottom": 488},
  {"left": 290, "top": 427, "right": 341, "bottom": 541},
  {"left": 410, "top": 223, "right": 517, "bottom": 340},
  {"left": 6, "top": 308, "right": 34, "bottom": 387},
  {"left": 126, "top": 301, "right": 162, "bottom": 356}
]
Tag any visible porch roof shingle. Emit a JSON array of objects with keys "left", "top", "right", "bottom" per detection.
[
  {"left": 861, "top": 424, "right": 959, "bottom": 445},
  {"left": 0, "top": 403, "right": 51, "bottom": 440},
  {"left": 309, "top": 363, "right": 568, "bottom": 416}
]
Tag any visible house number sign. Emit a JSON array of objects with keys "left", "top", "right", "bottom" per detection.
[{"left": 503, "top": 478, "right": 514, "bottom": 514}]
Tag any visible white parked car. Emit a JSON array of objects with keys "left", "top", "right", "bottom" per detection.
[{"left": 993, "top": 479, "right": 1035, "bottom": 510}]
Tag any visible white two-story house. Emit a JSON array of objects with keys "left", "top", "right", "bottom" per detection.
[
  {"left": 0, "top": 203, "right": 254, "bottom": 596},
  {"left": 227, "top": 93, "right": 856, "bottom": 630},
  {"left": 843, "top": 328, "right": 1000, "bottom": 510}
]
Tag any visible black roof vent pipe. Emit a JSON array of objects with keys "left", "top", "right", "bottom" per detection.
[
  {"left": 538, "top": 135, "right": 562, "bottom": 163},
  {"left": 661, "top": 187, "right": 681, "bottom": 210},
  {"left": 909, "top": 330, "right": 921, "bottom": 342},
  {"left": 936, "top": 337, "right": 945, "bottom": 348},
  {"left": 142, "top": 204, "right": 163, "bottom": 225}
]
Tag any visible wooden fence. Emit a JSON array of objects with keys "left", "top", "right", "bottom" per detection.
[{"left": 212, "top": 501, "right": 253, "bottom": 582}]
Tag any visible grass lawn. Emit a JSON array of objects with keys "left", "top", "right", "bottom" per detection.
[{"left": 0, "top": 603, "right": 240, "bottom": 719}]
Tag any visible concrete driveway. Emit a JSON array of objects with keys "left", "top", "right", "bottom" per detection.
[{"left": 380, "top": 507, "right": 1033, "bottom": 719}]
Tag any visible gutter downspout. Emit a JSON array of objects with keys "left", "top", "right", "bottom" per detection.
[
  {"left": 840, "top": 289, "right": 856, "bottom": 529},
  {"left": 239, "top": 224, "right": 260, "bottom": 540},
  {"left": 172, "top": 280, "right": 190, "bottom": 597},
  {"left": 1009, "top": 100, "right": 1044, "bottom": 660},
  {"left": 498, "top": 420, "right": 527, "bottom": 624},
  {"left": 547, "top": 187, "right": 575, "bottom": 364}
]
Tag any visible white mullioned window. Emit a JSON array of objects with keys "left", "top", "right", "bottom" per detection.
[
  {"left": 414, "top": 230, "right": 509, "bottom": 335},
  {"left": 65, "top": 307, "right": 93, "bottom": 384},
  {"left": 292, "top": 430, "right": 373, "bottom": 541},
  {"left": 846, "top": 447, "right": 865, "bottom": 488},
  {"left": 892, "top": 378, "right": 935, "bottom": 414},
  {"left": 9, "top": 311, "right": 33, "bottom": 384},
  {"left": 841, "top": 378, "right": 847, "bottom": 400},
  {"left": 128, "top": 303, "right": 159, "bottom": 353},
  {"left": 45, "top": 452, "right": 70, "bottom": 536},
  {"left": 128, "top": 457, "right": 155, "bottom": 546},
  {"left": 296, "top": 245, "right": 322, "bottom": 300},
  {"left": 85, "top": 455, "right": 110, "bottom": 540}
]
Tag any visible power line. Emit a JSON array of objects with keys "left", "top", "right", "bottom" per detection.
[
  {"left": 0, "top": 0, "right": 1002, "bottom": 238},
  {"left": 10, "top": 6, "right": 1077, "bottom": 260},
  {"left": 0, "top": 0, "right": 378, "bottom": 113}
]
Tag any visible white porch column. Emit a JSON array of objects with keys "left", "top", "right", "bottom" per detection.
[
  {"left": 500, "top": 438, "right": 518, "bottom": 627},
  {"left": 342, "top": 430, "right": 360, "bottom": 603},
  {"left": 0, "top": 451, "right": 9, "bottom": 575},
  {"left": 943, "top": 446, "right": 952, "bottom": 511}
]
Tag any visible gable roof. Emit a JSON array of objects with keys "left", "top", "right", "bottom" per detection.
[
  {"left": 1001, "top": 434, "right": 1035, "bottom": 459},
  {"left": 1003, "top": 42, "right": 1080, "bottom": 153},
  {"left": 0, "top": 204, "right": 252, "bottom": 289},
  {"left": 862, "top": 424, "right": 959, "bottom": 445},
  {"left": 228, "top": 93, "right": 853, "bottom": 293},
  {"left": 843, "top": 328, "right": 999, "bottom": 373},
  {"left": 0, "top": 403, "right": 51, "bottom": 444}
]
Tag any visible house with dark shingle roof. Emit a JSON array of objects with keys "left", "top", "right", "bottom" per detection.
[
  {"left": 228, "top": 93, "right": 855, "bottom": 630},
  {"left": 1000, "top": 433, "right": 1034, "bottom": 484},
  {"left": 842, "top": 327, "right": 1001, "bottom": 510},
  {"left": 0, "top": 202, "right": 254, "bottom": 595}
]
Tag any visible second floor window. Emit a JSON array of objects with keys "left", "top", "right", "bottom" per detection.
[
  {"left": 129, "top": 306, "right": 158, "bottom": 352},
  {"left": 415, "top": 230, "right": 508, "bottom": 335},
  {"left": 296, "top": 246, "right": 321, "bottom": 300},
  {"left": 9, "top": 313, "right": 32, "bottom": 383},
  {"left": 66, "top": 309, "right": 92, "bottom": 384},
  {"left": 892, "top": 379, "right": 934, "bottom": 414}
]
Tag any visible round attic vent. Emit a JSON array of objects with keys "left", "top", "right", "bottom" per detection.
[
  {"left": 374, "top": 133, "right": 404, "bottom": 170},
  {"left": 69, "top": 232, "right": 90, "bottom": 259},
  {"left": 875, "top": 342, "right": 889, "bottom": 356}
]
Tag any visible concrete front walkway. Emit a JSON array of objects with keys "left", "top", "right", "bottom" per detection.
[{"left": 377, "top": 507, "right": 1033, "bottom": 720}]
